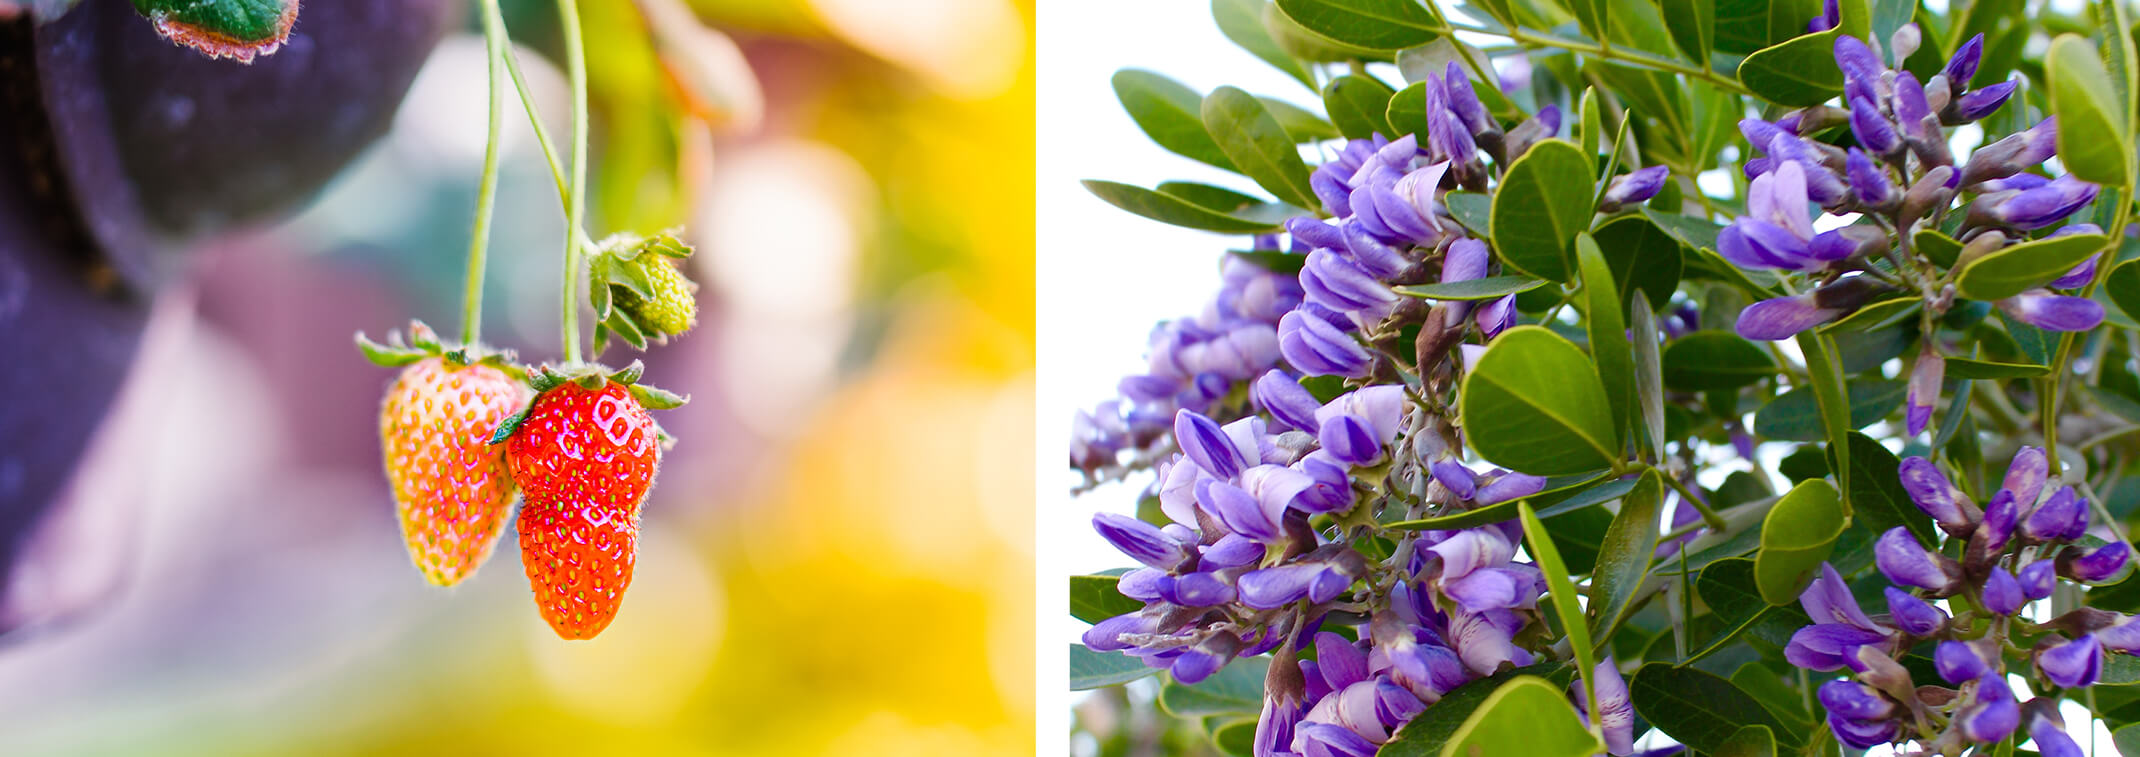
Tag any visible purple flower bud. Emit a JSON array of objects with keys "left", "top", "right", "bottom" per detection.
[
  {"left": 1432, "top": 457, "right": 1479, "bottom": 500},
  {"left": 1938, "top": 640, "right": 1994, "bottom": 683},
  {"left": 2000, "top": 289, "right": 2106, "bottom": 332},
  {"left": 1876, "top": 526, "right": 1958, "bottom": 591},
  {"left": 1899, "top": 456, "right": 1979, "bottom": 531},
  {"left": 1808, "top": 0, "right": 1839, "bottom": 32},
  {"left": 1741, "top": 118, "right": 1790, "bottom": 154},
  {"left": 1118, "top": 568, "right": 1165, "bottom": 601},
  {"left": 1849, "top": 97, "right": 1901, "bottom": 157},
  {"left": 1340, "top": 218, "right": 1411, "bottom": 279},
  {"left": 1535, "top": 105, "right": 1562, "bottom": 136},
  {"left": 1980, "top": 173, "right": 2053, "bottom": 193},
  {"left": 1239, "top": 560, "right": 1352, "bottom": 609},
  {"left": 1201, "top": 479, "right": 1280, "bottom": 542},
  {"left": 1766, "top": 135, "right": 1850, "bottom": 206},
  {"left": 1255, "top": 370, "right": 1324, "bottom": 433},
  {"left": 1294, "top": 452, "right": 1356, "bottom": 514},
  {"left": 1847, "top": 147, "right": 1897, "bottom": 209},
  {"left": 2002, "top": 446, "right": 2049, "bottom": 509},
  {"left": 1718, "top": 222, "right": 1814, "bottom": 271},
  {"left": 2019, "top": 560, "right": 2057, "bottom": 600},
  {"left": 1428, "top": 108, "right": 1477, "bottom": 165},
  {"left": 1279, "top": 310, "right": 1374, "bottom": 378},
  {"left": 1827, "top": 714, "right": 1899, "bottom": 749},
  {"left": 2038, "top": 633, "right": 2102, "bottom": 688},
  {"left": 1318, "top": 414, "right": 1384, "bottom": 467},
  {"left": 1084, "top": 611, "right": 1159, "bottom": 652},
  {"left": 1444, "top": 565, "right": 1543, "bottom": 612},
  {"left": 2032, "top": 714, "right": 2086, "bottom": 757},
  {"left": 1985, "top": 566, "right": 2025, "bottom": 615},
  {"left": 1819, "top": 679, "right": 1895, "bottom": 720},
  {"left": 1428, "top": 528, "right": 1516, "bottom": 581},
  {"left": 1256, "top": 675, "right": 1308, "bottom": 757},
  {"left": 1165, "top": 571, "right": 1238, "bottom": 607},
  {"left": 1907, "top": 349, "right": 1943, "bottom": 436},
  {"left": 1476, "top": 294, "right": 1516, "bottom": 339},
  {"left": 1312, "top": 169, "right": 1355, "bottom": 218},
  {"left": 1895, "top": 72, "right": 1935, "bottom": 141},
  {"left": 1985, "top": 175, "right": 2100, "bottom": 230},
  {"left": 1945, "top": 34, "right": 1984, "bottom": 92},
  {"left": 2062, "top": 541, "right": 2131, "bottom": 583},
  {"left": 1954, "top": 80, "right": 2016, "bottom": 121},
  {"left": 1957, "top": 672, "right": 2019, "bottom": 743},
  {"left": 1291, "top": 722, "right": 1377, "bottom": 756},
  {"left": 2102, "top": 614, "right": 2140, "bottom": 653},
  {"left": 1599, "top": 165, "right": 1670, "bottom": 211},
  {"left": 1289, "top": 216, "right": 1346, "bottom": 251},
  {"left": 1735, "top": 292, "right": 1842, "bottom": 340},
  {"left": 2025, "top": 486, "right": 2088, "bottom": 542},
  {"left": 2052, "top": 253, "right": 2100, "bottom": 289},
  {"left": 1974, "top": 489, "right": 2018, "bottom": 556},
  {"left": 1885, "top": 587, "right": 1947, "bottom": 636},
  {"left": 1176, "top": 409, "right": 1248, "bottom": 480},
  {"left": 1444, "top": 62, "right": 1492, "bottom": 136},
  {"left": 1963, "top": 117, "right": 2060, "bottom": 186},
  {"left": 1834, "top": 35, "right": 1883, "bottom": 87},
  {"left": 1301, "top": 250, "right": 1400, "bottom": 320},
  {"left": 1094, "top": 512, "right": 1187, "bottom": 570},
  {"left": 1475, "top": 470, "right": 1548, "bottom": 505},
  {"left": 1440, "top": 238, "right": 1490, "bottom": 321},
  {"left": 1785, "top": 623, "right": 1892, "bottom": 671},
  {"left": 1890, "top": 23, "right": 1922, "bottom": 65},
  {"left": 1203, "top": 534, "right": 1264, "bottom": 569}
]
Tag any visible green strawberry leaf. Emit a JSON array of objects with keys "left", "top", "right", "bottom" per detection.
[
  {"left": 353, "top": 332, "right": 426, "bottom": 367},
  {"left": 131, "top": 0, "right": 299, "bottom": 63},
  {"left": 630, "top": 383, "right": 690, "bottom": 410},
  {"left": 486, "top": 408, "right": 529, "bottom": 446},
  {"left": 609, "top": 360, "right": 646, "bottom": 385}
]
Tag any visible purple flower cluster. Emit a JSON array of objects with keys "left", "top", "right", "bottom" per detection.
[
  {"left": 1790, "top": 447, "right": 2135, "bottom": 751},
  {"left": 1721, "top": 29, "right": 2104, "bottom": 349},
  {"left": 1072, "top": 254, "right": 1304, "bottom": 477}
]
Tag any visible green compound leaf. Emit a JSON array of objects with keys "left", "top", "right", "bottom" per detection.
[
  {"left": 1071, "top": 643, "right": 1159, "bottom": 690},
  {"left": 1394, "top": 275, "right": 1549, "bottom": 301},
  {"left": 1754, "top": 478, "right": 1845, "bottom": 605},
  {"left": 1459, "top": 326, "right": 1620, "bottom": 475},
  {"left": 1272, "top": 0, "right": 1441, "bottom": 51},
  {"left": 1322, "top": 74, "right": 1397, "bottom": 140},
  {"left": 1157, "top": 657, "right": 1268, "bottom": 717},
  {"left": 1629, "top": 662, "right": 1803, "bottom": 752},
  {"left": 1436, "top": 676, "right": 1603, "bottom": 757},
  {"left": 1629, "top": 296, "right": 1667, "bottom": 458},
  {"left": 1715, "top": 725, "right": 1778, "bottom": 757},
  {"left": 1112, "top": 69, "right": 1236, "bottom": 171},
  {"left": 1841, "top": 432, "right": 1938, "bottom": 545},
  {"left": 1201, "top": 86, "right": 1320, "bottom": 210},
  {"left": 1954, "top": 232, "right": 2111, "bottom": 301},
  {"left": 131, "top": 0, "right": 298, "bottom": 62},
  {"left": 2047, "top": 34, "right": 2133, "bottom": 188},
  {"left": 1490, "top": 140, "right": 1594, "bottom": 283},
  {"left": 1081, "top": 180, "right": 1286, "bottom": 233},
  {"left": 1069, "top": 575, "right": 1143, "bottom": 624},
  {"left": 1661, "top": 330, "right": 1777, "bottom": 392},
  {"left": 1736, "top": 0, "right": 1868, "bottom": 106}
]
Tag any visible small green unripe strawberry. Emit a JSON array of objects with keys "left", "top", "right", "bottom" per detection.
[{"left": 613, "top": 254, "right": 698, "bottom": 337}]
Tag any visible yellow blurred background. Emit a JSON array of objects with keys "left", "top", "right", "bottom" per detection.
[{"left": 0, "top": 0, "right": 1034, "bottom": 753}]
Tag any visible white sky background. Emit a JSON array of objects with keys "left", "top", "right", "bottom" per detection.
[{"left": 1035, "top": 0, "right": 2117, "bottom": 752}]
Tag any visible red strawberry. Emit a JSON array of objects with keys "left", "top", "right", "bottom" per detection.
[
  {"left": 505, "top": 379, "right": 662, "bottom": 639},
  {"left": 378, "top": 356, "right": 524, "bottom": 586}
]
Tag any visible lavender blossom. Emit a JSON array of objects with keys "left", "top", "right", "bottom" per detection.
[
  {"left": 2061, "top": 541, "right": 2132, "bottom": 583},
  {"left": 1956, "top": 672, "right": 2019, "bottom": 742},
  {"left": 1875, "top": 527, "right": 1959, "bottom": 592},
  {"left": 1884, "top": 587, "right": 1946, "bottom": 636},
  {"left": 1279, "top": 309, "right": 1374, "bottom": 377},
  {"left": 1999, "top": 290, "right": 2106, "bottom": 332},
  {"left": 2037, "top": 634, "right": 2102, "bottom": 688},
  {"left": 1906, "top": 347, "right": 1943, "bottom": 436},
  {"left": 1598, "top": 166, "right": 1669, "bottom": 212},
  {"left": 1898, "top": 456, "right": 1980, "bottom": 533}
]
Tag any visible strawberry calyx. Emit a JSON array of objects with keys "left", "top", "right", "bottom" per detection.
[
  {"left": 131, "top": 0, "right": 300, "bottom": 64},
  {"left": 587, "top": 229, "right": 699, "bottom": 355},
  {"left": 355, "top": 320, "right": 521, "bottom": 375},
  {"left": 484, "top": 360, "right": 688, "bottom": 446}
]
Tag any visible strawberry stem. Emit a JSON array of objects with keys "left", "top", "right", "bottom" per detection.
[
  {"left": 557, "top": 0, "right": 590, "bottom": 364},
  {"left": 463, "top": 0, "right": 510, "bottom": 347}
]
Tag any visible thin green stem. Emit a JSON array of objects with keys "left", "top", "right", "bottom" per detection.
[
  {"left": 556, "top": 0, "right": 589, "bottom": 364},
  {"left": 462, "top": 0, "right": 511, "bottom": 347},
  {"left": 1651, "top": 465, "right": 1728, "bottom": 531},
  {"left": 1443, "top": 22, "right": 1751, "bottom": 95},
  {"left": 2045, "top": 192, "right": 2131, "bottom": 474}
]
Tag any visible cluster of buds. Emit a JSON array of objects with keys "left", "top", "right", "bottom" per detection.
[
  {"left": 1716, "top": 28, "right": 2109, "bottom": 441},
  {"left": 1788, "top": 447, "right": 2134, "bottom": 753}
]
